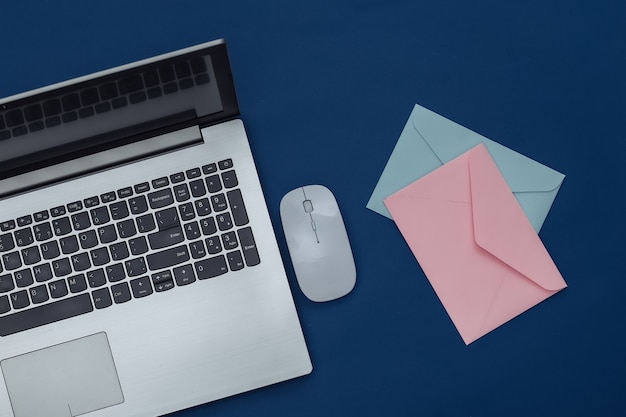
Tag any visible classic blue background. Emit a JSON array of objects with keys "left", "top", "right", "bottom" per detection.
[{"left": 1, "top": 1, "right": 625, "bottom": 416}]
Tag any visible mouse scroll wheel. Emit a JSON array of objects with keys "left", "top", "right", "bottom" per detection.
[{"left": 303, "top": 200, "right": 314, "bottom": 213}]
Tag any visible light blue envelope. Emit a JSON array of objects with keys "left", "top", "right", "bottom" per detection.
[{"left": 367, "top": 104, "right": 565, "bottom": 232}]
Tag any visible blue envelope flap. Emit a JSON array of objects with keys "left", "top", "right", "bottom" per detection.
[{"left": 411, "top": 104, "right": 565, "bottom": 193}]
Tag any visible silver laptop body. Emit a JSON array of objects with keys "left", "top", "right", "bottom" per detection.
[{"left": 0, "top": 39, "right": 311, "bottom": 417}]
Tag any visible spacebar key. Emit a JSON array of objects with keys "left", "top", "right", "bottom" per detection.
[{"left": 0, "top": 294, "right": 93, "bottom": 336}]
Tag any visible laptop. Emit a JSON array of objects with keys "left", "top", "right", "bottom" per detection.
[{"left": 0, "top": 39, "right": 311, "bottom": 417}]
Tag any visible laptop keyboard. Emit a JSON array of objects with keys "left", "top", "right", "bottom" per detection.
[{"left": 0, "top": 158, "right": 260, "bottom": 336}]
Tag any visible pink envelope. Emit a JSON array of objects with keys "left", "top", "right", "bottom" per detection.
[{"left": 384, "top": 144, "right": 567, "bottom": 344}]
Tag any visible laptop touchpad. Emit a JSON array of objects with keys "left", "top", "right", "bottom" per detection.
[{"left": 1, "top": 332, "right": 124, "bottom": 417}]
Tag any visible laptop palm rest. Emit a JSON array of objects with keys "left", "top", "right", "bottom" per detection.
[{"left": 1, "top": 332, "right": 124, "bottom": 417}]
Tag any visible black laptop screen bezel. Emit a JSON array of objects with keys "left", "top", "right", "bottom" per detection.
[{"left": 0, "top": 40, "right": 239, "bottom": 180}]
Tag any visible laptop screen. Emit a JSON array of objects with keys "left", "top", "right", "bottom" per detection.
[{"left": 0, "top": 40, "right": 239, "bottom": 180}]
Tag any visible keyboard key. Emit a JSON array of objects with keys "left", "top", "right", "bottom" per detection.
[
  {"left": 227, "top": 189, "right": 249, "bottom": 226},
  {"left": 0, "top": 293, "right": 92, "bottom": 336},
  {"left": 173, "top": 264, "right": 195, "bottom": 286},
  {"left": 202, "top": 163, "right": 217, "bottom": 174},
  {"left": 227, "top": 250, "right": 245, "bottom": 271},
  {"left": 79, "top": 230, "right": 98, "bottom": 249},
  {"left": 71, "top": 212, "right": 91, "bottom": 231},
  {"left": 99, "top": 82, "right": 119, "bottom": 100},
  {"left": 210, "top": 193, "right": 228, "bottom": 212},
  {"left": 62, "top": 94, "right": 81, "bottom": 111},
  {"left": 81, "top": 88, "right": 99, "bottom": 106},
  {"left": 17, "top": 215, "right": 33, "bottom": 227},
  {"left": 129, "top": 91, "right": 146, "bottom": 104},
  {"left": 136, "top": 214, "right": 156, "bottom": 233},
  {"left": 110, "top": 201, "right": 129, "bottom": 220},
  {"left": 129, "top": 195, "right": 148, "bottom": 214},
  {"left": 15, "top": 228, "right": 34, "bottom": 247},
  {"left": 43, "top": 99, "right": 62, "bottom": 116},
  {"left": 21, "top": 246, "right": 41, "bottom": 265},
  {"left": 87, "top": 269, "right": 107, "bottom": 288},
  {"left": 48, "top": 279, "right": 69, "bottom": 298},
  {"left": 130, "top": 276, "right": 153, "bottom": 298},
  {"left": 24, "top": 104, "right": 43, "bottom": 122},
  {"left": 0, "top": 296, "right": 10, "bottom": 314},
  {"left": 90, "top": 247, "right": 110, "bottom": 266},
  {"left": 34, "top": 223, "right": 53, "bottom": 241},
  {"left": 1, "top": 220, "right": 16, "bottom": 232},
  {"left": 60, "top": 235, "right": 79, "bottom": 254},
  {"left": 33, "top": 263, "right": 53, "bottom": 282},
  {"left": 106, "top": 263, "right": 126, "bottom": 283},
  {"left": 70, "top": 253, "right": 91, "bottom": 271},
  {"left": 216, "top": 213, "right": 233, "bottom": 231},
  {"left": 101, "top": 191, "right": 116, "bottom": 203},
  {"left": 189, "top": 240, "right": 207, "bottom": 259},
  {"left": 41, "top": 241, "right": 60, "bottom": 260},
  {"left": 112, "top": 97, "right": 128, "bottom": 109},
  {"left": 125, "top": 257, "right": 147, "bottom": 277},
  {"left": 152, "top": 270, "right": 174, "bottom": 292},
  {"left": 148, "top": 226, "right": 184, "bottom": 250},
  {"left": 68, "top": 274, "right": 88, "bottom": 293},
  {"left": 218, "top": 159, "right": 233, "bottom": 170},
  {"left": 148, "top": 189, "right": 174, "bottom": 209},
  {"left": 129, "top": 236, "right": 148, "bottom": 255},
  {"left": 0, "top": 275, "right": 15, "bottom": 293},
  {"left": 84, "top": 197, "right": 99, "bottom": 208},
  {"left": 92, "top": 288, "right": 112, "bottom": 309},
  {"left": 200, "top": 217, "right": 217, "bottom": 236},
  {"left": 173, "top": 184, "right": 190, "bottom": 202},
  {"left": 0, "top": 234, "right": 15, "bottom": 252},
  {"left": 91, "top": 207, "right": 110, "bottom": 225},
  {"left": 205, "top": 236, "right": 222, "bottom": 254},
  {"left": 111, "top": 282, "right": 131, "bottom": 304},
  {"left": 67, "top": 201, "right": 83, "bottom": 212},
  {"left": 52, "top": 258, "right": 71, "bottom": 277},
  {"left": 194, "top": 198, "right": 211, "bottom": 216},
  {"left": 238, "top": 227, "right": 260, "bottom": 267},
  {"left": 179, "top": 203, "right": 195, "bottom": 222},
  {"left": 189, "top": 179, "right": 206, "bottom": 197},
  {"left": 221, "top": 170, "right": 238, "bottom": 188},
  {"left": 3, "top": 252, "right": 22, "bottom": 270},
  {"left": 14, "top": 269, "right": 34, "bottom": 288},
  {"left": 117, "top": 219, "right": 137, "bottom": 238},
  {"left": 118, "top": 75, "right": 144, "bottom": 94},
  {"left": 10, "top": 290, "right": 30, "bottom": 310},
  {"left": 221, "top": 231, "right": 238, "bottom": 250},
  {"left": 5, "top": 109, "right": 24, "bottom": 127},
  {"left": 146, "top": 245, "right": 190, "bottom": 270},
  {"left": 134, "top": 182, "right": 150, "bottom": 193},
  {"left": 170, "top": 172, "right": 185, "bottom": 183},
  {"left": 186, "top": 167, "right": 201, "bottom": 179},
  {"left": 52, "top": 217, "right": 72, "bottom": 236},
  {"left": 98, "top": 224, "right": 117, "bottom": 244},
  {"left": 205, "top": 175, "right": 222, "bottom": 193},
  {"left": 183, "top": 222, "right": 200, "bottom": 240},
  {"left": 95, "top": 102, "right": 111, "bottom": 114},
  {"left": 109, "top": 242, "right": 129, "bottom": 261},
  {"left": 195, "top": 256, "right": 228, "bottom": 280},
  {"left": 152, "top": 177, "right": 169, "bottom": 188},
  {"left": 155, "top": 207, "right": 180, "bottom": 231},
  {"left": 34, "top": 211, "right": 50, "bottom": 223}
]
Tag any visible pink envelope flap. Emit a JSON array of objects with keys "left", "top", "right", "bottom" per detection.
[{"left": 468, "top": 145, "right": 565, "bottom": 291}]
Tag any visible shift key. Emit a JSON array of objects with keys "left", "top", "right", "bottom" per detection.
[{"left": 147, "top": 245, "right": 190, "bottom": 270}]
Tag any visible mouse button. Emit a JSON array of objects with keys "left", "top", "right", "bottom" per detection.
[{"left": 303, "top": 199, "right": 314, "bottom": 213}]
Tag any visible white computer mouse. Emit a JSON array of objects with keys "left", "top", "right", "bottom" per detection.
[{"left": 280, "top": 185, "right": 356, "bottom": 302}]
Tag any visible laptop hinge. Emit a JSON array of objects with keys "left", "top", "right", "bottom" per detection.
[{"left": 0, "top": 125, "right": 202, "bottom": 199}]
